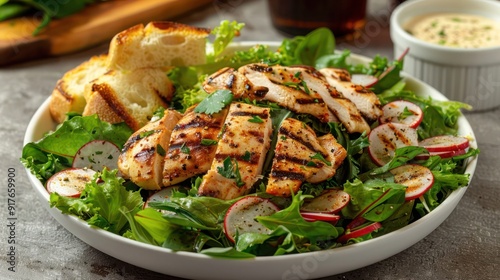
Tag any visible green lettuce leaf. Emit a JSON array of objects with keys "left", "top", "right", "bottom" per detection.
[{"left": 50, "top": 169, "right": 143, "bottom": 235}]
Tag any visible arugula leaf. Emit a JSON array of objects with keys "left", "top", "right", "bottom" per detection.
[
  {"left": 256, "top": 192, "right": 342, "bottom": 243},
  {"left": 294, "top": 27, "right": 335, "bottom": 66},
  {"left": 341, "top": 179, "right": 406, "bottom": 221},
  {"left": 194, "top": 89, "right": 233, "bottom": 114},
  {"left": 359, "top": 146, "right": 428, "bottom": 180},
  {"left": 130, "top": 208, "right": 176, "bottom": 245}
]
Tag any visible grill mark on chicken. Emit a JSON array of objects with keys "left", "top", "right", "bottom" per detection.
[
  {"left": 118, "top": 109, "right": 182, "bottom": 190},
  {"left": 278, "top": 126, "right": 328, "bottom": 158},
  {"left": 134, "top": 147, "right": 155, "bottom": 163},
  {"left": 162, "top": 106, "right": 229, "bottom": 186},
  {"left": 270, "top": 170, "right": 306, "bottom": 181},
  {"left": 274, "top": 154, "right": 324, "bottom": 168},
  {"left": 266, "top": 118, "right": 346, "bottom": 196},
  {"left": 229, "top": 110, "right": 270, "bottom": 119},
  {"left": 203, "top": 67, "right": 269, "bottom": 99},
  {"left": 197, "top": 102, "right": 273, "bottom": 200},
  {"left": 320, "top": 68, "right": 382, "bottom": 121}
]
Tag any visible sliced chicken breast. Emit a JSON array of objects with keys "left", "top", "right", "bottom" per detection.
[
  {"left": 308, "top": 134, "right": 347, "bottom": 183},
  {"left": 282, "top": 65, "right": 371, "bottom": 134},
  {"left": 320, "top": 68, "right": 382, "bottom": 121},
  {"left": 239, "top": 64, "right": 336, "bottom": 123},
  {"left": 162, "top": 105, "right": 229, "bottom": 186},
  {"left": 118, "top": 109, "right": 182, "bottom": 190},
  {"left": 198, "top": 102, "right": 273, "bottom": 200},
  {"left": 266, "top": 118, "right": 345, "bottom": 197},
  {"left": 203, "top": 67, "right": 269, "bottom": 99}
]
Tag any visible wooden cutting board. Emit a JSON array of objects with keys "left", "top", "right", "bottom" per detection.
[{"left": 0, "top": 0, "right": 212, "bottom": 66}]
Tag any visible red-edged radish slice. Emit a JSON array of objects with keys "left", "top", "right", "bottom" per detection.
[
  {"left": 351, "top": 74, "right": 378, "bottom": 88},
  {"left": 300, "top": 212, "right": 340, "bottom": 224},
  {"left": 300, "top": 189, "right": 350, "bottom": 214},
  {"left": 337, "top": 222, "right": 382, "bottom": 243},
  {"left": 46, "top": 168, "right": 96, "bottom": 197},
  {"left": 390, "top": 164, "right": 434, "bottom": 201},
  {"left": 223, "top": 196, "right": 280, "bottom": 243},
  {"left": 368, "top": 123, "right": 418, "bottom": 166},
  {"left": 419, "top": 135, "right": 470, "bottom": 152},
  {"left": 73, "top": 140, "right": 121, "bottom": 172},
  {"left": 379, "top": 100, "right": 423, "bottom": 128},
  {"left": 415, "top": 148, "right": 468, "bottom": 160},
  {"left": 144, "top": 186, "right": 178, "bottom": 214}
]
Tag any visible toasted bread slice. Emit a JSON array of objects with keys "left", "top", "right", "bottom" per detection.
[
  {"left": 83, "top": 68, "right": 174, "bottom": 131},
  {"left": 107, "top": 21, "right": 210, "bottom": 70},
  {"left": 49, "top": 54, "right": 108, "bottom": 123}
]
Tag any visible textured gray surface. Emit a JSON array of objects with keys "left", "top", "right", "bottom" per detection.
[{"left": 1, "top": 0, "right": 499, "bottom": 279}]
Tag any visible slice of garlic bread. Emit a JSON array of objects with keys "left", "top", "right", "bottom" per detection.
[
  {"left": 107, "top": 21, "right": 210, "bottom": 71},
  {"left": 49, "top": 54, "right": 108, "bottom": 123},
  {"left": 83, "top": 68, "right": 174, "bottom": 131}
]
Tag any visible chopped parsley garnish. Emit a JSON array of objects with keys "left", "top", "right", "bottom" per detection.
[
  {"left": 194, "top": 89, "right": 233, "bottom": 114},
  {"left": 242, "top": 151, "right": 252, "bottom": 161},
  {"left": 156, "top": 144, "right": 166, "bottom": 156},
  {"left": 398, "top": 107, "right": 414, "bottom": 121},
  {"left": 309, "top": 153, "right": 331, "bottom": 166},
  {"left": 283, "top": 71, "right": 311, "bottom": 94},
  {"left": 201, "top": 139, "right": 218, "bottom": 146},
  {"left": 248, "top": 115, "right": 264, "bottom": 123},
  {"left": 217, "top": 157, "right": 245, "bottom": 187},
  {"left": 180, "top": 143, "right": 191, "bottom": 154},
  {"left": 139, "top": 130, "right": 155, "bottom": 138}
]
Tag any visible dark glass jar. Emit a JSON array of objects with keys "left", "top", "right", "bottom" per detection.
[{"left": 267, "top": 0, "right": 367, "bottom": 37}]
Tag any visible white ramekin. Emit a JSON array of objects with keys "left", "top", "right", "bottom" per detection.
[{"left": 390, "top": 0, "right": 500, "bottom": 111}]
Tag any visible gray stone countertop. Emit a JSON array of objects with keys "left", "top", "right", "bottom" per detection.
[{"left": 1, "top": 0, "right": 498, "bottom": 279}]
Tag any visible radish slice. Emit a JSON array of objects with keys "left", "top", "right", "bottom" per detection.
[
  {"left": 390, "top": 164, "right": 434, "bottom": 201},
  {"left": 379, "top": 100, "right": 423, "bottom": 128},
  {"left": 300, "top": 189, "right": 350, "bottom": 214},
  {"left": 337, "top": 222, "right": 382, "bottom": 243},
  {"left": 368, "top": 123, "right": 419, "bottom": 166},
  {"left": 46, "top": 168, "right": 96, "bottom": 198},
  {"left": 73, "top": 140, "right": 121, "bottom": 172},
  {"left": 223, "top": 196, "right": 280, "bottom": 243},
  {"left": 144, "top": 187, "right": 178, "bottom": 214},
  {"left": 415, "top": 148, "right": 468, "bottom": 160},
  {"left": 419, "top": 135, "right": 470, "bottom": 152},
  {"left": 300, "top": 212, "right": 340, "bottom": 224},
  {"left": 351, "top": 74, "right": 378, "bottom": 88}
]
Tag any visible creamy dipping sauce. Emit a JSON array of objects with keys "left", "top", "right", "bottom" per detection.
[{"left": 404, "top": 13, "right": 500, "bottom": 48}]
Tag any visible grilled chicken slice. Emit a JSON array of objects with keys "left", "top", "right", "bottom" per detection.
[
  {"left": 239, "top": 64, "right": 336, "bottom": 123},
  {"left": 118, "top": 109, "right": 182, "bottom": 190},
  {"left": 162, "top": 105, "right": 229, "bottom": 186},
  {"left": 309, "top": 134, "right": 347, "bottom": 183},
  {"left": 320, "top": 68, "right": 382, "bottom": 121},
  {"left": 198, "top": 102, "right": 272, "bottom": 200},
  {"left": 240, "top": 64, "right": 369, "bottom": 133},
  {"left": 266, "top": 118, "right": 345, "bottom": 197},
  {"left": 203, "top": 67, "right": 269, "bottom": 99},
  {"left": 282, "top": 65, "right": 371, "bottom": 134}
]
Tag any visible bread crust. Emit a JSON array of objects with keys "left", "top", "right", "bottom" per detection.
[{"left": 48, "top": 54, "right": 108, "bottom": 123}]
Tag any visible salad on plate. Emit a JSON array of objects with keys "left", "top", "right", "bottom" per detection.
[{"left": 21, "top": 21, "right": 478, "bottom": 258}]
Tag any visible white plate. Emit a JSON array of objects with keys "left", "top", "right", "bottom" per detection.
[{"left": 23, "top": 42, "right": 478, "bottom": 280}]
